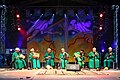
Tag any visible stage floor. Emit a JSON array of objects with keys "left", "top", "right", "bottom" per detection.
[{"left": 0, "top": 68, "right": 120, "bottom": 80}]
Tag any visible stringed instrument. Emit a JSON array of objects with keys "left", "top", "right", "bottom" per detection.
[
  {"left": 74, "top": 53, "right": 80, "bottom": 58},
  {"left": 64, "top": 52, "right": 69, "bottom": 60}
]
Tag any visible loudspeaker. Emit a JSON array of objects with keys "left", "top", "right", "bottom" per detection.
[{"left": 66, "top": 64, "right": 81, "bottom": 71}]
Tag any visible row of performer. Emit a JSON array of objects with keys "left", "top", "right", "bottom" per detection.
[{"left": 11, "top": 47, "right": 115, "bottom": 70}]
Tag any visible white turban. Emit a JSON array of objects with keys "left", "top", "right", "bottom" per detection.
[
  {"left": 30, "top": 48, "right": 35, "bottom": 51},
  {"left": 47, "top": 48, "right": 51, "bottom": 51},
  {"left": 93, "top": 47, "right": 96, "bottom": 50},
  {"left": 108, "top": 47, "right": 112, "bottom": 50},
  {"left": 15, "top": 47, "right": 20, "bottom": 51},
  {"left": 61, "top": 48, "right": 65, "bottom": 50}
]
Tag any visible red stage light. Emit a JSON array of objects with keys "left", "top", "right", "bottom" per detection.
[
  {"left": 100, "top": 13, "right": 103, "bottom": 18},
  {"left": 18, "top": 27, "right": 21, "bottom": 31},
  {"left": 16, "top": 14, "right": 20, "bottom": 18}
]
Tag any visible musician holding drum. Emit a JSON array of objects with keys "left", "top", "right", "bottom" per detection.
[
  {"left": 73, "top": 49, "right": 85, "bottom": 68},
  {"left": 59, "top": 48, "right": 69, "bottom": 69},
  {"left": 28, "top": 48, "right": 41, "bottom": 69},
  {"left": 12, "top": 47, "right": 26, "bottom": 70},
  {"left": 104, "top": 47, "right": 115, "bottom": 70}
]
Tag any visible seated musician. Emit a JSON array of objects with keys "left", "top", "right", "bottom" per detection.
[
  {"left": 12, "top": 47, "right": 26, "bottom": 70},
  {"left": 44, "top": 48, "right": 54, "bottom": 69},
  {"left": 104, "top": 47, "right": 115, "bottom": 70},
  {"left": 73, "top": 49, "right": 85, "bottom": 68},
  {"left": 88, "top": 47, "right": 100, "bottom": 70},
  {"left": 59, "top": 48, "right": 69, "bottom": 69},
  {"left": 28, "top": 48, "right": 41, "bottom": 69}
]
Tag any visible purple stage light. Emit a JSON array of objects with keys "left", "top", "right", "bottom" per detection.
[
  {"left": 102, "top": 49, "right": 105, "bottom": 52},
  {"left": 10, "top": 49, "right": 13, "bottom": 51}
]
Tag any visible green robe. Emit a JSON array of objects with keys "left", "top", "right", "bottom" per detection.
[
  {"left": 21, "top": 58, "right": 27, "bottom": 68},
  {"left": 88, "top": 51, "right": 100, "bottom": 68},
  {"left": 73, "top": 52, "right": 85, "bottom": 67},
  {"left": 104, "top": 52, "right": 115, "bottom": 68},
  {"left": 12, "top": 52, "right": 25, "bottom": 69},
  {"left": 28, "top": 52, "right": 41, "bottom": 69},
  {"left": 44, "top": 52, "right": 54, "bottom": 67},
  {"left": 59, "top": 52, "right": 69, "bottom": 69}
]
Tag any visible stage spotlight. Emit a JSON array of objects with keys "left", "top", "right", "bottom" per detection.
[
  {"left": 16, "top": 14, "right": 20, "bottom": 18},
  {"left": 10, "top": 49, "right": 13, "bottom": 51},
  {"left": 76, "top": 14, "right": 80, "bottom": 19},
  {"left": 64, "top": 14, "right": 67, "bottom": 18},
  {"left": 18, "top": 27, "right": 21, "bottom": 31},
  {"left": 99, "top": 27, "right": 102, "bottom": 30},
  {"left": 100, "top": 13, "right": 103, "bottom": 18},
  {"left": 102, "top": 49, "right": 105, "bottom": 52}
]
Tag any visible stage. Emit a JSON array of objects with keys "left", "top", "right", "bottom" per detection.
[{"left": 0, "top": 68, "right": 120, "bottom": 80}]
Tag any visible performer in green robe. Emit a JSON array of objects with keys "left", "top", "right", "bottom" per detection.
[
  {"left": 104, "top": 47, "right": 115, "bottom": 69},
  {"left": 73, "top": 49, "right": 85, "bottom": 68},
  {"left": 59, "top": 48, "right": 69, "bottom": 69},
  {"left": 44, "top": 48, "right": 54, "bottom": 68},
  {"left": 12, "top": 48, "right": 26, "bottom": 69},
  {"left": 88, "top": 47, "right": 100, "bottom": 69},
  {"left": 28, "top": 48, "right": 41, "bottom": 69}
]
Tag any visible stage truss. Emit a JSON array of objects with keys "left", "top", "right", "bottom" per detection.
[
  {"left": 112, "top": 5, "right": 119, "bottom": 69},
  {"left": 0, "top": 5, "right": 7, "bottom": 54}
]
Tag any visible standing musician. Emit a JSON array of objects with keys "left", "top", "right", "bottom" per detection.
[
  {"left": 88, "top": 47, "right": 100, "bottom": 70},
  {"left": 12, "top": 47, "right": 26, "bottom": 70},
  {"left": 44, "top": 48, "right": 54, "bottom": 69},
  {"left": 104, "top": 47, "right": 115, "bottom": 70},
  {"left": 28, "top": 48, "right": 41, "bottom": 69},
  {"left": 73, "top": 49, "right": 85, "bottom": 68},
  {"left": 59, "top": 48, "right": 69, "bottom": 69}
]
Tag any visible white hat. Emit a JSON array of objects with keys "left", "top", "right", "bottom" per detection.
[
  {"left": 93, "top": 47, "right": 96, "bottom": 50},
  {"left": 15, "top": 47, "right": 20, "bottom": 51},
  {"left": 47, "top": 48, "right": 51, "bottom": 51},
  {"left": 61, "top": 48, "right": 65, "bottom": 50},
  {"left": 108, "top": 47, "right": 112, "bottom": 50},
  {"left": 30, "top": 48, "right": 34, "bottom": 51}
]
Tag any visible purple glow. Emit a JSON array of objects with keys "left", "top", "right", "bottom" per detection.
[
  {"left": 102, "top": 49, "right": 105, "bottom": 52},
  {"left": 70, "top": 20, "right": 91, "bottom": 32},
  {"left": 27, "top": 17, "right": 53, "bottom": 35},
  {"left": 112, "top": 40, "right": 118, "bottom": 48},
  {"left": 74, "top": 21, "right": 91, "bottom": 32},
  {"left": 72, "top": 31, "right": 75, "bottom": 34},
  {"left": 10, "top": 49, "right": 13, "bottom": 51},
  {"left": 70, "top": 20, "right": 76, "bottom": 25}
]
